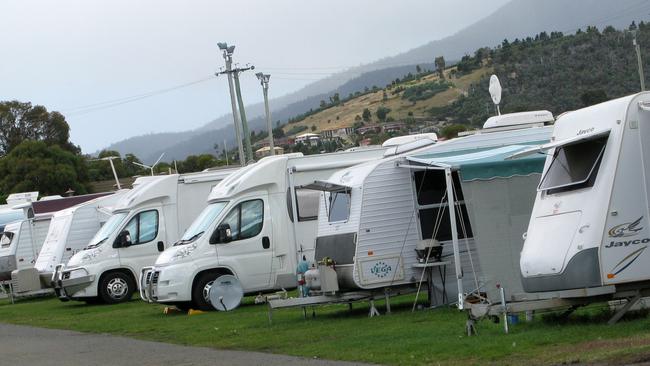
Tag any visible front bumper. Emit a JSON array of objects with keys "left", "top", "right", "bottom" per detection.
[
  {"left": 52, "top": 264, "right": 95, "bottom": 300},
  {"left": 140, "top": 265, "right": 191, "bottom": 303}
]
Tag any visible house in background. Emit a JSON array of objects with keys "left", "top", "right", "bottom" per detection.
[
  {"left": 255, "top": 146, "right": 284, "bottom": 159},
  {"left": 295, "top": 133, "right": 320, "bottom": 146},
  {"left": 321, "top": 127, "right": 355, "bottom": 141}
]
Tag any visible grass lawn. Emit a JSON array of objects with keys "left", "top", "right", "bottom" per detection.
[{"left": 1, "top": 294, "right": 650, "bottom": 365}]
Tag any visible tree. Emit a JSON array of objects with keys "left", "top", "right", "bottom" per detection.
[
  {"left": 0, "top": 140, "right": 89, "bottom": 202},
  {"left": 440, "top": 124, "right": 468, "bottom": 139},
  {"left": 311, "top": 125, "right": 317, "bottom": 132},
  {"left": 580, "top": 90, "right": 608, "bottom": 107},
  {"left": 416, "top": 65, "right": 422, "bottom": 74},
  {"left": 375, "top": 106, "right": 391, "bottom": 122},
  {"left": 0, "top": 100, "right": 78, "bottom": 155},
  {"left": 362, "top": 108, "right": 372, "bottom": 122},
  {"left": 435, "top": 56, "right": 446, "bottom": 79}
]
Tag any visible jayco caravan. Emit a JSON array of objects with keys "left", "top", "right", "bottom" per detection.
[
  {"left": 304, "top": 112, "right": 553, "bottom": 308},
  {"left": 10, "top": 190, "right": 130, "bottom": 295},
  {"left": 140, "top": 148, "right": 390, "bottom": 310},
  {"left": 520, "top": 93, "right": 650, "bottom": 295},
  {"left": 53, "top": 169, "right": 237, "bottom": 304},
  {"left": 0, "top": 193, "right": 112, "bottom": 281}
]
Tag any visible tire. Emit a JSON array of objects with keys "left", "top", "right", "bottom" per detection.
[
  {"left": 192, "top": 272, "right": 221, "bottom": 311},
  {"left": 98, "top": 271, "right": 135, "bottom": 304}
]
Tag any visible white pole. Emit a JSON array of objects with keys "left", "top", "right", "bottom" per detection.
[
  {"left": 445, "top": 168, "right": 464, "bottom": 309},
  {"left": 223, "top": 139, "right": 229, "bottom": 166},
  {"left": 108, "top": 158, "right": 121, "bottom": 190},
  {"left": 258, "top": 73, "right": 275, "bottom": 156},
  {"left": 220, "top": 48, "right": 245, "bottom": 167},
  {"left": 633, "top": 32, "right": 646, "bottom": 91}
]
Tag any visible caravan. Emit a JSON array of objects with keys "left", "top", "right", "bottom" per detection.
[
  {"left": 520, "top": 93, "right": 650, "bottom": 295},
  {"left": 0, "top": 193, "right": 112, "bottom": 282},
  {"left": 303, "top": 111, "right": 554, "bottom": 308},
  {"left": 140, "top": 148, "right": 391, "bottom": 310},
  {"left": 53, "top": 169, "right": 237, "bottom": 304},
  {"left": 10, "top": 190, "right": 130, "bottom": 295}
]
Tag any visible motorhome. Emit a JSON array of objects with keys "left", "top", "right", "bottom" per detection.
[
  {"left": 10, "top": 190, "right": 130, "bottom": 295},
  {"left": 140, "top": 148, "right": 392, "bottom": 310},
  {"left": 0, "top": 193, "right": 111, "bottom": 282},
  {"left": 303, "top": 111, "right": 554, "bottom": 308},
  {"left": 520, "top": 93, "right": 650, "bottom": 296},
  {"left": 53, "top": 169, "right": 238, "bottom": 304}
]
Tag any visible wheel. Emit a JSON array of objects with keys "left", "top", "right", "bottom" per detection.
[
  {"left": 192, "top": 272, "right": 221, "bottom": 311},
  {"left": 98, "top": 271, "right": 135, "bottom": 304}
]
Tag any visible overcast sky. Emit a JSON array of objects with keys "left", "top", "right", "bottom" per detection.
[{"left": 0, "top": 0, "right": 508, "bottom": 153}]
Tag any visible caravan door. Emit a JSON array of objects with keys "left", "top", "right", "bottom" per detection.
[
  {"left": 117, "top": 207, "right": 166, "bottom": 276},
  {"left": 215, "top": 196, "right": 273, "bottom": 291}
]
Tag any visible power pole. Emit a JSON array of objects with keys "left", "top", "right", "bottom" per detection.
[
  {"left": 217, "top": 42, "right": 245, "bottom": 166},
  {"left": 232, "top": 65, "right": 255, "bottom": 163},
  {"left": 223, "top": 139, "right": 229, "bottom": 166},
  {"left": 256, "top": 72, "right": 274, "bottom": 156},
  {"left": 632, "top": 30, "right": 646, "bottom": 91}
]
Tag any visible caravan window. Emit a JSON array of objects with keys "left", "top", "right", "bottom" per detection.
[
  {"left": 218, "top": 199, "right": 264, "bottom": 242},
  {"left": 414, "top": 170, "right": 464, "bottom": 205},
  {"left": 123, "top": 210, "right": 159, "bottom": 245},
  {"left": 539, "top": 135, "right": 608, "bottom": 193},
  {"left": 286, "top": 188, "right": 320, "bottom": 222},
  {"left": 328, "top": 190, "right": 351, "bottom": 222}
]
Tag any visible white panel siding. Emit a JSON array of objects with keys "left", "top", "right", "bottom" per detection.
[{"left": 354, "top": 160, "right": 421, "bottom": 289}]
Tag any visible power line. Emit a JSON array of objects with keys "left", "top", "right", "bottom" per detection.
[{"left": 63, "top": 76, "right": 216, "bottom": 116}]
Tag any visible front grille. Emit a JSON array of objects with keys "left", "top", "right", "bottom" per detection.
[
  {"left": 151, "top": 271, "right": 160, "bottom": 284},
  {"left": 145, "top": 271, "right": 152, "bottom": 284}
]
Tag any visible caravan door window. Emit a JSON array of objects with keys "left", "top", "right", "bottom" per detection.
[
  {"left": 123, "top": 210, "right": 159, "bottom": 245},
  {"left": 539, "top": 135, "right": 608, "bottom": 193},
  {"left": 286, "top": 188, "right": 320, "bottom": 222},
  {"left": 328, "top": 190, "right": 351, "bottom": 223},
  {"left": 0, "top": 232, "right": 13, "bottom": 248}
]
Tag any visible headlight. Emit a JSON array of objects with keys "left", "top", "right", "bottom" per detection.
[
  {"left": 170, "top": 243, "right": 197, "bottom": 261},
  {"left": 80, "top": 247, "right": 103, "bottom": 263}
]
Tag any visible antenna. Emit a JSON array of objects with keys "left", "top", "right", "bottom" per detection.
[
  {"left": 90, "top": 156, "right": 122, "bottom": 190},
  {"left": 208, "top": 274, "right": 243, "bottom": 311},
  {"left": 489, "top": 74, "right": 502, "bottom": 115},
  {"left": 131, "top": 153, "right": 165, "bottom": 176}
]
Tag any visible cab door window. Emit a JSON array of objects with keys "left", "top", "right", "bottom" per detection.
[
  {"left": 219, "top": 200, "right": 264, "bottom": 242},
  {"left": 123, "top": 210, "right": 159, "bottom": 245}
]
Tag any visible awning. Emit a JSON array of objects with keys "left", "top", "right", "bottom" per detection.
[
  {"left": 404, "top": 144, "right": 547, "bottom": 181},
  {"left": 506, "top": 128, "right": 611, "bottom": 160},
  {"left": 301, "top": 180, "right": 351, "bottom": 192}
]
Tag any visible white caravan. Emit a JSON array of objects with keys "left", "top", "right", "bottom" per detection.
[
  {"left": 0, "top": 193, "right": 110, "bottom": 282},
  {"left": 520, "top": 92, "right": 650, "bottom": 294},
  {"left": 140, "top": 149, "right": 390, "bottom": 310},
  {"left": 10, "top": 190, "right": 130, "bottom": 294},
  {"left": 54, "top": 169, "right": 238, "bottom": 304},
  {"left": 305, "top": 112, "right": 553, "bottom": 306},
  {"left": 0, "top": 192, "right": 39, "bottom": 233}
]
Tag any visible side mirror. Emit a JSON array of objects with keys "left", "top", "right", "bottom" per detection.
[
  {"left": 113, "top": 230, "right": 132, "bottom": 248},
  {"left": 210, "top": 224, "right": 232, "bottom": 244}
]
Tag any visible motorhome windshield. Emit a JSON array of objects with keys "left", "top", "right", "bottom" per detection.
[
  {"left": 327, "top": 190, "right": 351, "bottom": 222},
  {"left": 539, "top": 135, "right": 608, "bottom": 193},
  {"left": 176, "top": 202, "right": 228, "bottom": 245},
  {"left": 0, "top": 232, "right": 14, "bottom": 248},
  {"left": 87, "top": 212, "right": 128, "bottom": 248}
]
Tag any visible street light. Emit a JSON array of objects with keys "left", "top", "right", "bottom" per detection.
[{"left": 256, "top": 72, "right": 274, "bottom": 156}]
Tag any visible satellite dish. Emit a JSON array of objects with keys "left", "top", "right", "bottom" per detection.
[
  {"left": 489, "top": 75, "right": 502, "bottom": 105},
  {"left": 208, "top": 275, "right": 243, "bottom": 311},
  {"left": 489, "top": 75, "right": 502, "bottom": 115}
]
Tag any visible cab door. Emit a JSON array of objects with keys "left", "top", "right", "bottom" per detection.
[
  {"left": 214, "top": 197, "right": 273, "bottom": 291},
  {"left": 117, "top": 208, "right": 166, "bottom": 275}
]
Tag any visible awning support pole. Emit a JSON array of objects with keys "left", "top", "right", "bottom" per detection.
[
  {"left": 288, "top": 167, "right": 302, "bottom": 295},
  {"left": 445, "top": 168, "right": 464, "bottom": 309}
]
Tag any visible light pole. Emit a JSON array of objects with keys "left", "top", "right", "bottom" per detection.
[
  {"left": 232, "top": 65, "right": 255, "bottom": 163},
  {"left": 632, "top": 30, "right": 646, "bottom": 91},
  {"left": 256, "top": 72, "right": 274, "bottom": 156},
  {"left": 217, "top": 42, "right": 245, "bottom": 166}
]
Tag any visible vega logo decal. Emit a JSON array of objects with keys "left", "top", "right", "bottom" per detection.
[
  {"left": 607, "top": 245, "right": 647, "bottom": 279},
  {"left": 370, "top": 261, "right": 392, "bottom": 278},
  {"left": 608, "top": 217, "right": 644, "bottom": 238}
]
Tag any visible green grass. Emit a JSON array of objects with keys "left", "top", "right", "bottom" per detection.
[{"left": 2, "top": 294, "right": 650, "bottom": 365}]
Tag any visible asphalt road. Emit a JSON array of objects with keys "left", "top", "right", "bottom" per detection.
[{"left": 0, "top": 323, "right": 372, "bottom": 366}]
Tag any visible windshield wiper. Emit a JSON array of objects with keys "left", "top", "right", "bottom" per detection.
[
  {"left": 174, "top": 231, "right": 204, "bottom": 246},
  {"left": 85, "top": 237, "right": 107, "bottom": 250}
]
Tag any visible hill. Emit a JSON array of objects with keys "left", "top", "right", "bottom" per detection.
[{"left": 103, "top": 0, "right": 650, "bottom": 162}]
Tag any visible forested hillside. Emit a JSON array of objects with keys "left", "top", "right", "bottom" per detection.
[{"left": 436, "top": 23, "right": 650, "bottom": 127}]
